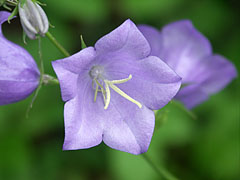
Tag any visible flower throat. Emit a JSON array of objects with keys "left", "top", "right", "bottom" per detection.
[{"left": 89, "top": 65, "right": 142, "bottom": 110}]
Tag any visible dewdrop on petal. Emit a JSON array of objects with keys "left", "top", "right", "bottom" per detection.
[{"left": 18, "top": 0, "right": 49, "bottom": 39}]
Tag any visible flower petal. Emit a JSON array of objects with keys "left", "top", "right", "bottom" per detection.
[
  {"left": 189, "top": 54, "right": 237, "bottom": 94},
  {"left": 63, "top": 75, "right": 155, "bottom": 154},
  {"left": 138, "top": 25, "right": 163, "bottom": 57},
  {"left": 63, "top": 79, "right": 103, "bottom": 150},
  {"left": 0, "top": 13, "right": 39, "bottom": 75},
  {"left": 175, "top": 85, "right": 208, "bottom": 109},
  {"left": 102, "top": 94, "right": 155, "bottom": 155},
  {"left": 160, "top": 20, "right": 212, "bottom": 81},
  {"left": 0, "top": 11, "right": 39, "bottom": 105},
  {"left": 0, "top": 11, "right": 11, "bottom": 29},
  {"left": 52, "top": 47, "right": 96, "bottom": 101},
  {"left": 95, "top": 19, "right": 150, "bottom": 61},
  {"left": 105, "top": 56, "right": 182, "bottom": 110},
  {"left": 0, "top": 80, "right": 39, "bottom": 105}
]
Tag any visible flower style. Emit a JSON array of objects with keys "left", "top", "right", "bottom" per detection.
[
  {"left": 0, "top": 11, "right": 40, "bottom": 105},
  {"left": 18, "top": 0, "right": 49, "bottom": 39},
  {"left": 138, "top": 20, "right": 237, "bottom": 109},
  {"left": 52, "top": 19, "right": 181, "bottom": 154}
]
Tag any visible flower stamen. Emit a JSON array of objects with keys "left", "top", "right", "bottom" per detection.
[{"left": 92, "top": 74, "right": 142, "bottom": 110}]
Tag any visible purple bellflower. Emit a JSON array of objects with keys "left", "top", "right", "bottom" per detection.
[
  {"left": 0, "top": 11, "right": 40, "bottom": 105},
  {"left": 52, "top": 19, "right": 181, "bottom": 154},
  {"left": 138, "top": 20, "right": 237, "bottom": 109}
]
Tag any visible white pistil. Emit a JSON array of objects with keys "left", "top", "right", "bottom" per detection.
[
  {"left": 108, "top": 82, "right": 142, "bottom": 109},
  {"left": 94, "top": 82, "right": 99, "bottom": 102},
  {"left": 104, "top": 80, "right": 111, "bottom": 109},
  {"left": 92, "top": 74, "right": 142, "bottom": 110}
]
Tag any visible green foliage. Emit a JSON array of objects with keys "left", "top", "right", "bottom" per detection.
[{"left": 0, "top": 0, "right": 239, "bottom": 180}]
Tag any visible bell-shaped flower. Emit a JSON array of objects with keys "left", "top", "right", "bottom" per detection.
[
  {"left": 0, "top": 11, "right": 40, "bottom": 105},
  {"left": 138, "top": 20, "right": 237, "bottom": 109},
  {"left": 18, "top": 0, "right": 49, "bottom": 39},
  {"left": 52, "top": 19, "right": 181, "bottom": 154}
]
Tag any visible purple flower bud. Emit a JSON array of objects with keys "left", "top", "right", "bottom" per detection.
[
  {"left": 138, "top": 20, "right": 237, "bottom": 109},
  {"left": 0, "top": 11, "right": 40, "bottom": 105},
  {"left": 52, "top": 19, "right": 181, "bottom": 154},
  {"left": 18, "top": 0, "right": 49, "bottom": 39}
]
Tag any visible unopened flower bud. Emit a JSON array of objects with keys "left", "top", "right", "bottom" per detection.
[{"left": 18, "top": 0, "right": 49, "bottom": 39}]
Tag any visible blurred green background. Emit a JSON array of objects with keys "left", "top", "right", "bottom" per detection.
[{"left": 0, "top": 0, "right": 239, "bottom": 179}]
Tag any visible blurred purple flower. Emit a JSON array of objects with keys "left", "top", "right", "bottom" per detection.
[
  {"left": 0, "top": 11, "right": 40, "bottom": 105},
  {"left": 52, "top": 19, "right": 181, "bottom": 154},
  {"left": 138, "top": 20, "right": 237, "bottom": 109}
]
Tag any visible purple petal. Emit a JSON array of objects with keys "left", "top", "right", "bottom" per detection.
[
  {"left": 52, "top": 47, "right": 96, "bottom": 101},
  {"left": 175, "top": 85, "right": 208, "bottom": 109},
  {"left": 160, "top": 20, "right": 212, "bottom": 81},
  {"left": 0, "top": 80, "right": 39, "bottom": 105},
  {"left": 95, "top": 19, "right": 150, "bottom": 61},
  {"left": 0, "top": 11, "right": 39, "bottom": 105},
  {"left": 105, "top": 56, "right": 182, "bottom": 110},
  {"left": 102, "top": 92, "right": 155, "bottom": 155},
  {"left": 191, "top": 55, "right": 237, "bottom": 94},
  {"left": 63, "top": 76, "right": 155, "bottom": 154},
  {"left": 176, "top": 55, "right": 237, "bottom": 109},
  {"left": 0, "top": 11, "right": 11, "bottom": 31},
  {"left": 63, "top": 79, "right": 103, "bottom": 150},
  {"left": 138, "top": 25, "right": 163, "bottom": 57}
]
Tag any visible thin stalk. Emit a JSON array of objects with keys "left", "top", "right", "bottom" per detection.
[
  {"left": 171, "top": 100, "right": 197, "bottom": 120},
  {"left": 45, "top": 31, "right": 70, "bottom": 57},
  {"left": 26, "top": 37, "right": 44, "bottom": 117},
  {"left": 142, "top": 154, "right": 179, "bottom": 180},
  {"left": 42, "top": 74, "right": 59, "bottom": 85}
]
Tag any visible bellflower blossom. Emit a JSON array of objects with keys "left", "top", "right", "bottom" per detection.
[
  {"left": 18, "top": 0, "right": 49, "bottom": 39},
  {"left": 0, "top": 11, "right": 40, "bottom": 105},
  {"left": 138, "top": 20, "right": 237, "bottom": 109},
  {"left": 52, "top": 19, "right": 181, "bottom": 154}
]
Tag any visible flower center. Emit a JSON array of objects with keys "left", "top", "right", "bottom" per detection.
[{"left": 89, "top": 66, "right": 142, "bottom": 110}]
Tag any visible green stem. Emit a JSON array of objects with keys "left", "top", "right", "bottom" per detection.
[
  {"left": 142, "top": 154, "right": 179, "bottom": 180},
  {"left": 42, "top": 74, "right": 59, "bottom": 85},
  {"left": 26, "top": 37, "right": 44, "bottom": 118},
  {"left": 45, "top": 31, "right": 70, "bottom": 57}
]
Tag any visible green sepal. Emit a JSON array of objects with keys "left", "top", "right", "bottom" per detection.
[
  {"left": 22, "top": 30, "right": 27, "bottom": 44},
  {"left": 35, "top": 1, "right": 46, "bottom": 6},
  {"left": 7, "top": 5, "right": 18, "bottom": 23},
  {"left": 20, "top": 0, "right": 27, "bottom": 7},
  {"left": 80, "top": 35, "right": 87, "bottom": 49},
  {"left": 3, "top": 4, "right": 12, "bottom": 11}
]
